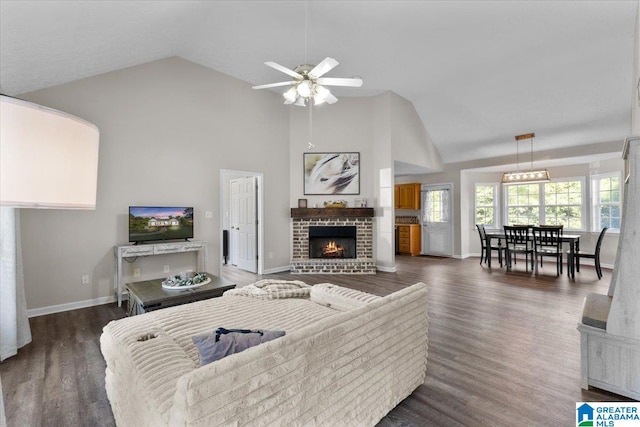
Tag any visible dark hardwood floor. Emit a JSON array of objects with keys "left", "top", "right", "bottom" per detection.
[{"left": 1, "top": 256, "right": 633, "bottom": 426}]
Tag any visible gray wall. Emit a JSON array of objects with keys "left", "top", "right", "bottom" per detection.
[
  {"left": 289, "top": 97, "right": 374, "bottom": 210},
  {"left": 389, "top": 92, "right": 443, "bottom": 172},
  {"left": 20, "top": 57, "right": 291, "bottom": 311}
]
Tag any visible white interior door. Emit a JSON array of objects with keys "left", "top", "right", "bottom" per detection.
[
  {"left": 230, "top": 179, "right": 240, "bottom": 266},
  {"left": 421, "top": 184, "right": 453, "bottom": 256},
  {"left": 230, "top": 176, "right": 258, "bottom": 273}
]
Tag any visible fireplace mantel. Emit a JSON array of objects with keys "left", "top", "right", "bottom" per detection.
[{"left": 291, "top": 208, "right": 374, "bottom": 219}]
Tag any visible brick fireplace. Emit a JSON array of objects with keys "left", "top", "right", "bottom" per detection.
[{"left": 291, "top": 208, "right": 376, "bottom": 274}]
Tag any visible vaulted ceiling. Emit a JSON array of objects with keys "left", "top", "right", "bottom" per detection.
[{"left": 1, "top": 1, "right": 637, "bottom": 164}]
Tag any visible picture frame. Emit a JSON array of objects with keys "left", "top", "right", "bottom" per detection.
[
  {"left": 298, "top": 198, "right": 308, "bottom": 208},
  {"left": 303, "top": 152, "right": 360, "bottom": 195}
]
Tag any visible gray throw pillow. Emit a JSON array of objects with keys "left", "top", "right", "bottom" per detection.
[{"left": 193, "top": 327, "right": 285, "bottom": 366}]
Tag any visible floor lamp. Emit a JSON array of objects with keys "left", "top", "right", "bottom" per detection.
[
  {"left": 1, "top": 94, "right": 100, "bottom": 209},
  {"left": 0, "top": 94, "right": 99, "bottom": 426}
]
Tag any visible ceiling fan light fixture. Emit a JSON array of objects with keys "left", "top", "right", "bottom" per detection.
[
  {"left": 283, "top": 86, "right": 297, "bottom": 103},
  {"left": 294, "top": 96, "right": 307, "bottom": 107},
  {"left": 296, "top": 80, "right": 312, "bottom": 98},
  {"left": 313, "top": 85, "right": 330, "bottom": 105}
]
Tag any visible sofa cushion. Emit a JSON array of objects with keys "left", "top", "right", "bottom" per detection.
[
  {"left": 310, "top": 283, "right": 381, "bottom": 311},
  {"left": 193, "top": 327, "right": 286, "bottom": 366},
  {"left": 581, "top": 292, "right": 612, "bottom": 330}
]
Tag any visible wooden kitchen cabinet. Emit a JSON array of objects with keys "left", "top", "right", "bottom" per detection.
[
  {"left": 394, "top": 183, "right": 421, "bottom": 210},
  {"left": 397, "top": 224, "right": 421, "bottom": 256}
]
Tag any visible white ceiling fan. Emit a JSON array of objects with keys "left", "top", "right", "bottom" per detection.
[{"left": 252, "top": 57, "right": 363, "bottom": 106}]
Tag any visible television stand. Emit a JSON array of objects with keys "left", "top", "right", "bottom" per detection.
[{"left": 114, "top": 240, "right": 208, "bottom": 307}]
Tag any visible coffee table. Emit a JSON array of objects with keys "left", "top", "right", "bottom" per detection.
[{"left": 126, "top": 273, "right": 235, "bottom": 316}]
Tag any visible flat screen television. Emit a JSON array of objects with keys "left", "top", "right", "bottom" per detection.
[{"left": 129, "top": 206, "right": 194, "bottom": 243}]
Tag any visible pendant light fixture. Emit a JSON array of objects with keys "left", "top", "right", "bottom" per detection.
[{"left": 502, "top": 132, "right": 550, "bottom": 183}]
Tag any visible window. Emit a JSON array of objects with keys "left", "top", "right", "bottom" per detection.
[
  {"left": 423, "top": 189, "right": 449, "bottom": 223},
  {"left": 504, "top": 178, "right": 584, "bottom": 230},
  {"left": 593, "top": 173, "right": 621, "bottom": 231},
  {"left": 506, "top": 183, "right": 540, "bottom": 225},
  {"left": 475, "top": 184, "right": 498, "bottom": 227},
  {"left": 544, "top": 180, "right": 583, "bottom": 229}
]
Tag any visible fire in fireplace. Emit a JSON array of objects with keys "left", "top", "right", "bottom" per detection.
[
  {"left": 323, "top": 241, "right": 345, "bottom": 258},
  {"left": 309, "top": 226, "right": 357, "bottom": 259}
]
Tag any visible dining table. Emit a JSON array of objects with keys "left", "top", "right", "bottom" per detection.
[{"left": 484, "top": 230, "right": 581, "bottom": 278}]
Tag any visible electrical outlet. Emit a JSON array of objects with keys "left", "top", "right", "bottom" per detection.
[
  {"left": 133, "top": 268, "right": 141, "bottom": 278},
  {"left": 81, "top": 275, "right": 89, "bottom": 285},
  {"left": 164, "top": 265, "right": 170, "bottom": 273},
  {"left": 269, "top": 252, "right": 274, "bottom": 259},
  {"left": 205, "top": 211, "right": 213, "bottom": 218}
]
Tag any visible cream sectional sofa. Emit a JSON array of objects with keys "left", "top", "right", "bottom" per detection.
[{"left": 100, "top": 282, "right": 428, "bottom": 426}]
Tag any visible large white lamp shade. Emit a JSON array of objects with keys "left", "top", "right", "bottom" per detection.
[{"left": 0, "top": 95, "right": 99, "bottom": 209}]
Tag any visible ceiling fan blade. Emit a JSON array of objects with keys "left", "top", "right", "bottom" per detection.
[
  {"left": 309, "top": 57, "right": 339, "bottom": 78},
  {"left": 317, "top": 77, "right": 363, "bottom": 87},
  {"left": 252, "top": 81, "right": 297, "bottom": 90},
  {"left": 326, "top": 93, "right": 339, "bottom": 104},
  {"left": 265, "top": 61, "right": 303, "bottom": 79}
]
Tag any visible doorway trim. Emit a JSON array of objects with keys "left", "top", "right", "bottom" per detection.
[{"left": 220, "top": 169, "right": 264, "bottom": 275}]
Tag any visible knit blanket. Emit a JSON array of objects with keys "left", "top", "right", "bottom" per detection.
[{"left": 222, "top": 279, "right": 311, "bottom": 299}]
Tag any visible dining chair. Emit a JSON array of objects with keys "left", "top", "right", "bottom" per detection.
[
  {"left": 568, "top": 227, "right": 608, "bottom": 279},
  {"left": 537, "top": 224, "right": 563, "bottom": 269},
  {"left": 503, "top": 225, "right": 535, "bottom": 272},
  {"left": 509, "top": 225, "right": 534, "bottom": 266},
  {"left": 476, "top": 224, "right": 504, "bottom": 267},
  {"left": 539, "top": 224, "right": 564, "bottom": 234},
  {"left": 532, "top": 226, "right": 563, "bottom": 276}
]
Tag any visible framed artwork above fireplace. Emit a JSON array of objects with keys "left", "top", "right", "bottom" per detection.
[{"left": 303, "top": 152, "right": 360, "bottom": 195}]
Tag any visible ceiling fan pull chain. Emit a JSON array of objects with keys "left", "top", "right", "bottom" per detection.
[{"left": 307, "top": 101, "right": 314, "bottom": 150}]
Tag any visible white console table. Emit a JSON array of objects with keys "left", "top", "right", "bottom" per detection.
[{"left": 114, "top": 241, "right": 208, "bottom": 307}]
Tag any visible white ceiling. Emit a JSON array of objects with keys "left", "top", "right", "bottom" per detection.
[{"left": 1, "top": 1, "right": 637, "bottom": 165}]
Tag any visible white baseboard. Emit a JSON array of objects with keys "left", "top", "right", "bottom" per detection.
[
  {"left": 575, "top": 259, "right": 614, "bottom": 270},
  {"left": 377, "top": 265, "right": 397, "bottom": 273},
  {"left": 28, "top": 295, "right": 116, "bottom": 318},
  {"left": 263, "top": 265, "right": 291, "bottom": 274}
]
